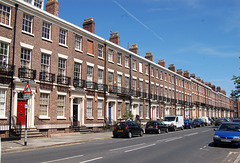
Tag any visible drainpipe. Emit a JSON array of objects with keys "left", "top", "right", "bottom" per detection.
[
  {"left": 148, "top": 63, "right": 151, "bottom": 120},
  {"left": 9, "top": 4, "right": 18, "bottom": 137},
  {"left": 129, "top": 55, "right": 132, "bottom": 114},
  {"left": 104, "top": 42, "right": 107, "bottom": 125},
  {"left": 174, "top": 75, "right": 176, "bottom": 116}
]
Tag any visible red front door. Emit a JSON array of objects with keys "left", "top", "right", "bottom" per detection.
[{"left": 17, "top": 100, "right": 27, "bottom": 125}]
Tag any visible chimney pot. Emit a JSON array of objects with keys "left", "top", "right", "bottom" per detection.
[
  {"left": 158, "top": 59, "right": 165, "bottom": 67},
  {"left": 168, "top": 64, "right": 175, "bottom": 72},
  {"left": 184, "top": 70, "right": 190, "bottom": 78},
  {"left": 145, "top": 52, "right": 153, "bottom": 61},
  {"left": 109, "top": 32, "right": 120, "bottom": 45},
  {"left": 177, "top": 69, "right": 183, "bottom": 76}
]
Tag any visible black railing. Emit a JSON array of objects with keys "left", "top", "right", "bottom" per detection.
[
  {"left": 97, "top": 84, "right": 106, "bottom": 91},
  {"left": 73, "top": 78, "right": 85, "bottom": 88},
  {"left": 57, "top": 75, "right": 71, "bottom": 85},
  {"left": 86, "top": 81, "right": 98, "bottom": 90},
  {"left": 167, "top": 98, "right": 171, "bottom": 102},
  {"left": 154, "top": 94, "right": 158, "bottom": 100},
  {"left": 163, "top": 97, "right": 167, "bottom": 101},
  {"left": 18, "top": 67, "right": 36, "bottom": 80},
  {"left": 0, "top": 63, "right": 14, "bottom": 76},
  {"left": 158, "top": 96, "right": 163, "bottom": 101},
  {"left": 0, "top": 116, "right": 22, "bottom": 141},
  {"left": 39, "top": 72, "right": 55, "bottom": 83}
]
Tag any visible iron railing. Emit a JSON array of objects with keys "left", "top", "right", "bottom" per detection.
[
  {"left": 18, "top": 67, "right": 36, "bottom": 80},
  {"left": 0, "top": 63, "right": 14, "bottom": 76},
  {"left": 57, "top": 75, "right": 71, "bottom": 85},
  {"left": 39, "top": 72, "right": 55, "bottom": 83}
]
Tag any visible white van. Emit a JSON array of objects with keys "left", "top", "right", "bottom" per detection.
[
  {"left": 163, "top": 116, "right": 184, "bottom": 131},
  {"left": 199, "top": 117, "right": 211, "bottom": 126}
]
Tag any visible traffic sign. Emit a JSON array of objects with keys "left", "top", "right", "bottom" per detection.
[
  {"left": 23, "top": 93, "right": 31, "bottom": 100},
  {"left": 23, "top": 83, "right": 32, "bottom": 94}
]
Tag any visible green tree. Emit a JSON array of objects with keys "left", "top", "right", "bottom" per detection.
[
  {"left": 231, "top": 75, "right": 240, "bottom": 98},
  {"left": 123, "top": 110, "right": 134, "bottom": 121}
]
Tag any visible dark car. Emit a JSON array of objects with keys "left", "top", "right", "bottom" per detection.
[
  {"left": 215, "top": 118, "right": 228, "bottom": 126},
  {"left": 213, "top": 122, "right": 240, "bottom": 146},
  {"left": 113, "top": 121, "right": 143, "bottom": 138},
  {"left": 184, "top": 119, "right": 195, "bottom": 129},
  {"left": 193, "top": 119, "right": 205, "bottom": 127},
  {"left": 232, "top": 118, "right": 240, "bottom": 123},
  {"left": 145, "top": 120, "right": 168, "bottom": 134}
]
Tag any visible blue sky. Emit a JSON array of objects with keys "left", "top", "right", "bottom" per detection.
[{"left": 44, "top": 0, "right": 240, "bottom": 96}]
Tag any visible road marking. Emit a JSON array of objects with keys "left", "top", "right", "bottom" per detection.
[
  {"left": 201, "top": 129, "right": 211, "bottom": 133},
  {"left": 200, "top": 145, "right": 209, "bottom": 151},
  {"left": 165, "top": 137, "right": 183, "bottom": 142},
  {"left": 184, "top": 132, "right": 198, "bottom": 137},
  {"left": 109, "top": 143, "right": 146, "bottom": 151},
  {"left": 222, "top": 152, "right": 239, "bottom": 163},
  {"left": 79, "top": 157, "right": 103, "bottom": 163},
  {"left": 125, "top": 144, "right": 156, "bottom": 153},
  {"left": 41, "top": 155, "right": 83, "bottom": 163}
]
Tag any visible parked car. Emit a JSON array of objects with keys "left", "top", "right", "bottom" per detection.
[
  {"left": 232, "top": 118, "right": 240, "bottom": 123},
  {"left": 145, "top": 120, "right": 168, "bottom": 134},
  {"left": 193, "top": 119, "right": 205, "bottom": 127},
  {"left": 163, "top": 116, "right": 184, "bottom": 131},
  {"left": 184, "top": 119, "right": 195, "bottom": 129},
  {"left": 113, "top": 121, "right": 144, "bottom": 138},
  {"left": 215, "top": 118, "right": 228, "bottom": 126},
  {"left": 213, "top": 122, "right": 240, "bottom": 146},
  {"left": 199, "top": 117, "right": 211, "bottom": 126}
]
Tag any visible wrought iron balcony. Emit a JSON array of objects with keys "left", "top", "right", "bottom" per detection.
[
  {"left": 57, "top": 75, "right": 71, "bottom": 85},
  {"left": 97, "top": 84, "right": 106, "bottom": 91},
  {"left": 73, "top": 78, "right": 85, "bottom": 88},
  {"left": 167, "top": 98, "right": 171, "bottom": 102},
  {"left": 39, "top": 72, "right": 55, "bottom": 83},
  {"left": 158, "top": 96, "right": 163, "bottom": 101},
  {"left": 142, "top": 92, "right": 148, "bottom": 98},
  {"left": 163, "top": 97, "right": 167, "bottom": 101},
  {"left": 18, "top": 67, "right": 36, "bottom": 80},
  {"left": 86, "top": 81, "right": 98, "bottom": 90},
  {"left": 0, "top": 63, "right": 14, "bottom": 76}
]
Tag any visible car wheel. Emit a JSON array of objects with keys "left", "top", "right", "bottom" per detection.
[
  {"left": 173, "top": 127, "right": 177, "bottom": 131},
  {"left": 140, "top": 131, "right": 143, "bottom": 136},
  {"left": 157, "top": 129, "right": 161, "bottom": 134},
  {"left": 145, "top": 131, "right": 148, "bottom": 134},
  {"left": 128, "top": 132, "right": 132, "bottom": 138},
  {"left": 165, "top": 128, "right": 168, "bottom": 133}
]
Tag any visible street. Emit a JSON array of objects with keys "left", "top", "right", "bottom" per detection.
[{"left": 2, "top": 126, "right": 240, "bottom": 163}]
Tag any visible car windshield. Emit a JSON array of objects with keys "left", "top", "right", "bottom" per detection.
[
  {"left": 218, "top": 124, "right": 240, "bottom": 132},
  {"left": 194, "top": 119, "right": 201, "bottom": 122},
  {"left": 163, "top": 117, "right": 175, "bottom": 121}
]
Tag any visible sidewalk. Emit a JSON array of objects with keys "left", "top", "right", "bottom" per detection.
[{"left": 1, "top": 132, "right": 113, "bottom": 154}]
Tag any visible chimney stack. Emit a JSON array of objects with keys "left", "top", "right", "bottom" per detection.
[
  {"left": 190, "top": 74, "right": 195, "bottom": 78},
  {"left": 217, "top": 86, "right": 221, "bottom": 92},
  {"left": 83, "top": 17, "right": 95, "bottom": 34},
  {"left": 109, "top": 32, "right": 120, "bottom": 45},
  {"left": 221, "top": 90, "right": 226, "bottom": 95},
  {"left": 196, "top": 77, "right": 201, "bottom": 82},
  {"left": 168, "top": 64, "right": 175, "bottom": 72},
  {"left": 129, "top": 44, "right": 138, "bottom": 54},
  {"left": 46, "top": 0, "right": 59, "bottom": 17},
  {"left": 145, "top": 52, "right": 153, "bottom": 61},
  {"left": 158, "top": 59, "right": 165, "bottom": 67},
  {"left": 184, "top": 70, "right": 189, "bottom": 78},
  {"left": 211, "top": 85, "right": 216, "bottom": 91},
  {"left": 177, "top": 69, "right": 183, "bottom": 76}
]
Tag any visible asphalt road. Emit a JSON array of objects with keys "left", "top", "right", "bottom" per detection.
[{"left": 2, "top": 126, "right": 240, "bottom": 163}]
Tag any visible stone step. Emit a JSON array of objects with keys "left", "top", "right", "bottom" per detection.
[{"left": 20, "top": 128, "right": 46, "bottom": 139}]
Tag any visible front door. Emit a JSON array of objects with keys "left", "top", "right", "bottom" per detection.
[
  {"left": 17, "top": 100, "right": 27, "bottom": 125},
  {"left": 73, "top": 104, "right": 78, "bottom": 126},
  {"left": 109, "top": 106, "right": 111, "bottom": 123}
]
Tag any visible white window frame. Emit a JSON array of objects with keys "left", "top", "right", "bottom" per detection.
[
  {"left": 97, "top": 99, "right": 103, "bottom": 118},
  {"left": 0, "top": 3, "right": 11, "bottom": 27},
  {"left": 139, "top": 62, "right": 142, "bottom": 73},
  {"left": 0, "top": 88, "right": 7, "bottom": 119},
  {"left": 125, "top": 56, "right": 129, "bottom": 68},
  {"left": 42, "top": 21, "right": 51, "bottom": 40},
  {"left": 57, "top": 95, "right": 65, "bottom": 119},
  {"left": 98, "top": 44, "right": 103, "bottom": 58},
  {"left": 59, "top": 28, "right": 67, "bottom": 46},
  {"left": 39, "top": 93, "right": 50, "bottom": 119},
  {"left": 108, "top": 49, "right": 113, "bottom": 62},
  {"left": 75, "top": 35, "right": 82, "bottom": 51},
  {"left": 22, "top": 13, "right": 33, "bottom": 34},
  {"left": 117, "top": 53, "right": 122, "bottom": 65},
  {"left": 86, "top": 98, "right": 93, "bottom": 118}
]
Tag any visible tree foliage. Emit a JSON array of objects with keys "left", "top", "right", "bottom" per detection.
[
  {"left": 231, "top": 75, "right": 240, "bottom": 98},
  {"left": 123, "top": 110, "right": 134, "bottom": 121}
]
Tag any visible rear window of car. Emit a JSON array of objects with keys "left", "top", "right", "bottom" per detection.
[
  {"left": 218, "top": 124, "right": 240, "bottom": 132},
  {"left": 116, "top": 122, "right": 127, "bottom": 127},
  {"left": 146, "top": 122, "right": 157, "bottom": 126},
  {"left": 163, "top": 117, "right": 175, "bottom": 121}
]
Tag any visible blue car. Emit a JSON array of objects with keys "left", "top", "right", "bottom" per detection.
[
  {"left": 213, "top": 122, "right": 240, "bottom": 146},
  {"left": 184, "top": 119, "right": 195, "bottom": 129}
]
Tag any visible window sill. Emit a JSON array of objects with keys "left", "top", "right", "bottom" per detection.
[
  {"left": 125, "top": 66, "right": 129, "bottom": 69},
  {"left": 75, "top": 49, "right": 83, "bottom": 53},
  {"left": 22, "top": 31, "right": 34, "bottom": 37},
  {"left": 87, "top": 53, "right": 94, "bottom": 57},
  {"left": 59, "top": 43, "right": 68, "bottom": 48},
  {"left": 133, "top": 69, "right": 137, "bottom": 72},
  {"left": 117, "top": 63, "right": 122, "bottom": 67},
  {"left": 57, "top": 117, "right": 67, "bottom": 120},
  {"left": 98, "top": 56, "right": 104, "bottom": 60},
  {"left": 0, "top": 23, "right": 12, "bottom": 29},
  {"left": 97, "top": 116, "right": 104, "bottom": 120},
  {"left": 0, "top": 117, "right": 7, "bottom": 120},
  {"left": 42, "top": 37, "right": 52, "bottom": 43},
  {"left": 139, "top": 71, "right": 143, "bottom": 74},
  {"left": 146, "top": 74, "right": 149, "bottom": 76},
  {"left": 87, "top": 116, "right": 94, "bottom": 120},
  {"left": 108, "top": 60, "right": 114, "bottom": 64},
  {"left": 39, "top": 116, "right": 50, "bottom": 120}
]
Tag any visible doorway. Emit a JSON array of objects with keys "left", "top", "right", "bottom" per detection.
[
  {"left": 17, "top": 100, "right": 27, "bottom": 125},
  {"left": 73, "top": 98, "right": 79, "bottom": 126}
]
